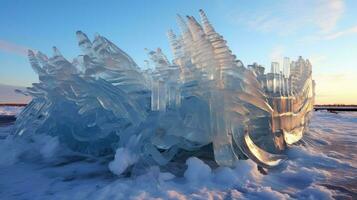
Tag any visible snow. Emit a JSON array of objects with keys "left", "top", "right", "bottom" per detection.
[
  {"left": 0, "top": 134, "right": 61, "bottom": 166},
  {"left": 0, "top": 110, "right": 356, "bottom": 199},
  {"left": 184, "top": 157, "right": 212, "bottom": 183},
  {"left": 39, "top": 136, "right": 60, "bottom": 159},
  {"left": 0, "top": 106, "right": 24, "bottom": 116},
  {"left": 109, "top": 148, "right": 138, "bottom": 176}
]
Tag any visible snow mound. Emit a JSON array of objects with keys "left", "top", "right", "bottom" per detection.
[
  {"left": 184, "top": 157, "right": 212, "bottom": 183},
  {"left": 109, "top": 148, "right": 138, "bottom": 175}
]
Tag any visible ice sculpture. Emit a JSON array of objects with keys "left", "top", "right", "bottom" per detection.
[{"left": 14, "top": 10, "right": 314, "bottom": 171}]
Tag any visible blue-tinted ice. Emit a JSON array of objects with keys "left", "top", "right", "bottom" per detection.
[{"left": 14, "top": 10, "right": 314, "bottom": 172}]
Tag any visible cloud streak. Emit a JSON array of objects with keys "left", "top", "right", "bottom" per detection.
[
  {"left": 230, "top": 0, "right": 345, "bottom": 35},
  {"left": 314, "top": 0, "right": 345, "bottom": 32},
  {"left": 0, "top": 40, "right": 30, "bottom": 56},
  {"left": 323, "top": 25, "right": 357, "bottom": 40}
]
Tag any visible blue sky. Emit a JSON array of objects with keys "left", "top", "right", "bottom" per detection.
[{"left": 0, "top": 0, "right": 356, "bottom": 104}]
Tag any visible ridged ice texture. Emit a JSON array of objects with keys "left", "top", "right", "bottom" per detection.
[
  {"left": 14, "top": 10, "right": 314, "bottom": 169},
  {"left": 14, "top": 40, "right": 149, "bottom": 155}
]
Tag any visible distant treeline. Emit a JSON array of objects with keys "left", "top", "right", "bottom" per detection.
[
  {"left": 314, "top": 104, "right": 357, "bottom": 107},
  {"left": 0, "top": 103, "right": 27, "bottom": 107}
]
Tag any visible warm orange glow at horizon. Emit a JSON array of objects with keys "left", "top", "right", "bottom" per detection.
[{"left": 314, "top": 73, "right": 357, "bottom": 105}]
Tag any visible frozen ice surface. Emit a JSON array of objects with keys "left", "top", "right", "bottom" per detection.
[
  {"left": 13, "top": 10, "right": 314, "bottom": 173},
  {"left": 0, "top": 111, "right": 356, "bottom": 199},
  {"left": 0, "top": 106, "right": 24, "bottom": 116}
]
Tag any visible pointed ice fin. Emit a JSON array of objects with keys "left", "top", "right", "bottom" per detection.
[
  {"left": 76, "top": 31, "right": 93, "bottom": 54},
  {"left": 28, "top": 50, "right": 45, "bottom": 75},
  {"left": 52, "top": 46, "right": 62, "bottom": 57},
  {"left": 199, "top": 9, "right": 215, "bottom": 35}
]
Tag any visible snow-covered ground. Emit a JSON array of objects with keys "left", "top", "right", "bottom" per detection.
[
  {"left": 0, "top": 106, "right": 24, "bottom": 116},
  {"left": 0, "top": 111, "right": 356, "bottom": 200}
]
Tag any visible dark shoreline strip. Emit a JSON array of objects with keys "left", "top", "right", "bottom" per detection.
[
  {"left": 314, "top": 107, "right": 357, "bottom": 112},
  {"left": 0, "top": 103, "right": 27, "bottom": 107}
]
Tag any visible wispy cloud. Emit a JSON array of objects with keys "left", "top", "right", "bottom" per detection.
[
  {"left": 323, "top": 25, "right": 357, "bottom": 40},
  {"left": 229, "top": 0, "right": 345, "bottom": 35},
  {"left": 298, "top": 24, "right": 357, "bottom": 42},
  {"left": 0, "top": 40, "right": 30, "bottom": 56},
  {"left": 314, "top": 0, "right": 345, "bottom": 33}
]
